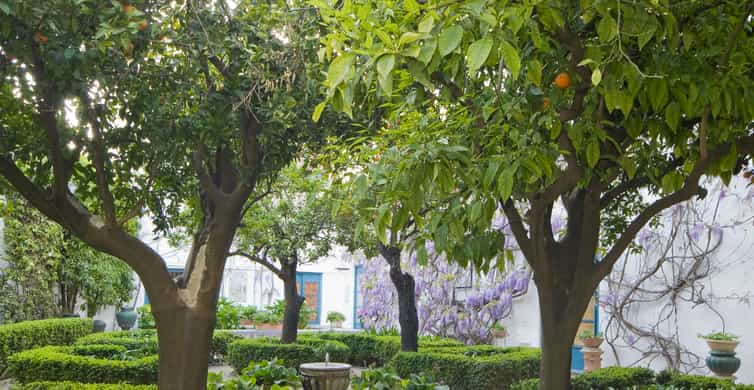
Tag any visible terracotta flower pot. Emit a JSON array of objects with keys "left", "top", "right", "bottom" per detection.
[
  {"left": 581, "top": 337, "right": 604, "bottom": 349},
  {"left": 704, "top": 339, "right": 739, "bottom": 353},
  {"left": 492, "top": 329, "right": 507, "bottom": 339},
  {"left": 255, "top": 323, "right": 283, "bottom": 331}
]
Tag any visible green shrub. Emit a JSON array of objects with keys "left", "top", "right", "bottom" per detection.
[
  {"left": 0, "top": 318, "right": 93, "bottom": 370},
  {"left": 312, "top": 333, "right": 463, "bottom": 367},
  {"left": 227, "top": 337, "right": 350, "bottom": 371},
  {"left": 209, "top": 359, "right": 301, "bottom": 389},
  {"left": 210, "top": 330, "right": 243, "bottom": 361},
  {"left": 74, "top": 331, "right": 158, "bottom": 354},
  {"left": 509, "top": 378, "right": 539, "bottom": 390},
  {"left": 664, "top": 372, "right": 754, "bottom": 389},
  {"left": 352, "top": 367, "right": 448, "bottom": 390},
  {"left": 135, "top": 305, "right": 155, "bottom": 329},
  {"left": 74, "top": 330, "right": 241, "bottom": 361},
  {"left": 215, "top": 298, "right": 241, "bottom": 330},
  {"left": 15, "top": 382, "right": 157, "bottom": 390},
  {"left": 69, "top": 345, "right": 128, "bottom": 359},
  {"left": 572, "top": 367, "right": 655, "bottom": 390},
  {"left": 6, "top": 346, "right": 158, "bottom": 384},
  {"left": 392, "top": 346, "right": 540, "bottom": 390}
]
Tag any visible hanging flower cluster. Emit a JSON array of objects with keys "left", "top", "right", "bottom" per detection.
[{"left": 357, "top": 240, "right": 531, "bottom": 344}]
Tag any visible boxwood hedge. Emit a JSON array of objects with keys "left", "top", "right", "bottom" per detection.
[
  {"left": 511, "top": 367, "right": 754, "bottom": 390},
  {"left": 227, "top": 336, "right": 350, "bottom": 371},
  {"left": 392, "top": 346, "right": 541, "bottom": 390},
  {"left": 73, "top": 329, "right": 241, "bottom": 360},
  {"left": 0, "top": 318, "right": 93, "bottom": 370},
  {"left": 6, "top": 346, "right": 159, "bottom": 384},
  {"left": 16, "top": 382, "right": 157, "bottom": 390},
  {"left": 312, "top": 333, "right": 464, "bottom": 367}
]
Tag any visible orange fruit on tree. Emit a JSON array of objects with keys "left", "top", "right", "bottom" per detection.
[
  {"left": 138, "top": 20, "right": 148, "bottom": 32},
  {"left": 123, "top": 4, "right": 136, "bottom": 13},
  {"left": 554, "top": 72, "right": 571, "bottom": 90},
  {"left": 33, "top": 31, "right": 48, "bottom": 44},
  {"left": 542, "top": 97, "right": 550, "bottom": 110}
]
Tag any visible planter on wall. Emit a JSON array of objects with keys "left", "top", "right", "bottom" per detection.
[
  {"left": 704, "top": 339, "right": 741, "bottom": 378},
  {"left": 92, "top": 319, "right": 107, "bottom": 333},
  {"left": 581, "top": 336, "right": 604, "bottom": 349},
  {"left": 115, "top": 308, "right": 138, "bottom": 330}
]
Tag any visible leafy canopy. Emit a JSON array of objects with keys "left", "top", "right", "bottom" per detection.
[{"left": 314, "top": 0, "right": 754, "bottom": 269}]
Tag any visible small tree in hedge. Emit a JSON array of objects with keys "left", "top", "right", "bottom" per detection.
[
  {"left": 231, "top": 164, "right": 336, "bottom": 343},
  {"left": 314, "top": 1, "right": 754, "bottom": 388}
]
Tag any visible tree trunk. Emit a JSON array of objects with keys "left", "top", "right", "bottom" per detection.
[
  {"left": 535, "top": 273, "right": 594, "bottom": 390},
  {"left": 154, "top": 305, "right": 216, "bottom": 390},
  {"left": 391, "top": 268, "right": 419, "bottom": 352},
  {"left": 281, "top": 270, "right": 304, "bottom": 343}
]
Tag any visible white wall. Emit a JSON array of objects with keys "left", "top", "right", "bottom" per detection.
[{"left": 501, "top": 176, "right": 754, "bottom": 384}]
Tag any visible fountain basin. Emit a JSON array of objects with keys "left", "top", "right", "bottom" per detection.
[{"left": 299, "top": 362, "right": 351, "bottom": 390}]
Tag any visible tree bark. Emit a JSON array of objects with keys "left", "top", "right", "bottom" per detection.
[
  {"left": 280, "top": 262, "right": 304, "bottom": 344},
  {"left": 380, "top": 245, "right": 418, "bottom": 352},
  {"left": 154, "top": 304, "right": 216, "bottom": 390}
]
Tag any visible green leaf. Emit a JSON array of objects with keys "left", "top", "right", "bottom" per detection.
[
  {"left": 312, "top": 101, "right": 326, "bottom": 122},
  {"left": 497, "top": 167, "right": 515, "bottom": 200},
  {"left": 648, "top": 78, "right": 669, "bottom": 112},
  {"left": 665, "top": 101, "right": 680, "bottom": 131},
  {"left": 618, "top": 156, "right": 637, "bottom": 179},
  {"left": 418, "top": 16, "right": 435, "bottom": 34},
  {"left": 483, "top": 160, "right": 501, "bottom": 190},
  {"left": 416, "top": 243, "right": 428, "bottom": 266},
  {"left": 466, "top": 38, "right": 493, "bottom": 73},
  {"left": 376, "top": 54, "right": 396, "bottom": 94},
  {"left": 399, "top": 32, "right": 424, "bottom": 47},
  {"left": 499, "top": 40, "right": 521, "bottom": 80},
  {"left": 327, "top": 54, "right": 355, "bottom": 88},
  {"left": 597, "top": 15, "right": 617, "bottom": 42},
  {"left": 591, "top": 68, "right": 602, "bottom": 86},
  {"left": 586, "top": 139, "right": 600, "bottom": 168},
  {"left": 527, "top": 59, "right": 542, "bottom": 86},
  {"left": 438, "top": 25, "right": 463, "bottom": 57}
]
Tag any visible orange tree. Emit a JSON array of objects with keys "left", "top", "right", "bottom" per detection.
[
  {"left": 0, "top": 0, "right": 344, "bottom": 388},
  {"left": 313, "top": 0, "right": 754, "bottom": 388}
]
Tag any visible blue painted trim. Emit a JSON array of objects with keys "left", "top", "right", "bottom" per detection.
[
  {"left": 296, "top": 272, "right": 322, "bottom": 325},
  {"left": 353, "top": 265, "right": 363, "bottom": 329},
  {"left": 570, "top": 291, "right": 600, "bottom": 372}
]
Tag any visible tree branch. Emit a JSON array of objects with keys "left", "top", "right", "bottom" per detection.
[
  {"left": 80, "top": 95, "right": 117, "bottom": 226},
  {"left": 501, "top": 199, "right": 536, "bottom": 267},
  {"left": 230, "top": 250, "right": 283, "bottom": 277},
  {"left": 193, "top": 143, "right": 225, "bottom": 205}
]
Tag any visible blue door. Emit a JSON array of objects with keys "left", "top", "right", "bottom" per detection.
[
  {"left": 296, "top": 272, "right": 322, "bottom": 326},
  {"left": 571, "top": 293, "right": 599, "bottom": 373},
  {"left": 353, "top": 265, "right": 364, "bottom": 329}
]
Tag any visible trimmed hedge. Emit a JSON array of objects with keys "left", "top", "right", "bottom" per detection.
[
  {"left": 74, "top": 329, "right": 241, "bottom": 359},
  {"left": 312, "top": 333, "right": 464, "bottom": 366},
  {"left": 512, "top": 367, "right": 754, "bottom": 390},
  {"left": 227, "top": 337, "right": 350, "bottom": 371},
  {"left": 392, "top": 346, "right": 541, "bottom": 390},
  {"left": 16, "top": 382, "right": 157, "bottom": 390},
  {"left": 572, "top": 367, "right": 655, "bottom": 389},
  {"left": 74, "top": 331, "right": 158, "bottom": 354},
  {"left": 6, "top": 346, "right": 158, "bottom": 384},
  {"left": 0, "top": 318, "right": 93, "bottom": 369}
]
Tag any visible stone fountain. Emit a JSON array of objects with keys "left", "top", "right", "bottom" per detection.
[{"left": 299, "top": 353, "right": 352, "bottom": 390}]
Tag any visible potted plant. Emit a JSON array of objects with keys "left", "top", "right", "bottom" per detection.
[
  {"left": 327, "top": 311, "right": 346, "bottom": 329},
  {"left": 252, "top": 310, "right": 282, "bottom": 331},
  {"left": 699, "top": 331, "right": 741, "bottom": 378},
  {"left": 299, "top": 305, "right": 316, "bottom": 329},
  {"left": 491, "top": 323, "right": 507, "bottom": 339},
  {"left": 700, "top": 332, "right": 739, "bottom": 353},
  {"left": 579, "top": 330, "right": 604, "bottom": 348},
  {"left": 240, "top": 306, "right": 258, "bottom": 327}
]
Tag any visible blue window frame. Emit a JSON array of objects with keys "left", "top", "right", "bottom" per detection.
[
  {"left": 571, "top": 292, "right": 600, "bottom": 373},
  {"left": 296, "top": 272, "right": 322, "bottom": 325}
]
